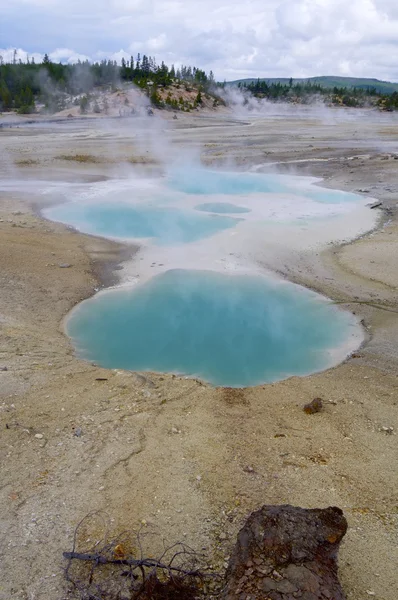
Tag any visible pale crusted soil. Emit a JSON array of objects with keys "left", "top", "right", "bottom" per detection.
[{"left": 0, "top": 112, "right": 397, "bottom": 600}]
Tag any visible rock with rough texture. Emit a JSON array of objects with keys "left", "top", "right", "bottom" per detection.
[
  {"left": 223, "top": 504, "right": 347, "bottom": 600},
  {"left": 303, "top": 398, "right": 323, "bottom": 414}
]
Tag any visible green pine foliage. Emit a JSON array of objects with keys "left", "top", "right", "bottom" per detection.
[
  {"left": 79, "top": 95, "right": 89, "bottom": 114},
  {"left": 195, "top": 90, "right": 203, "bottom": 105},
  {"left": 379, "top": 91, "right": 398, "bottom": 111},
  {"left": 230, "top": 76, "right": 398, "bottom": 94},
  {"left": 0, "top": 53, "right": 214, "bottom": 114},
  {"left": 238, "top": 78, "right": 397, "bottom": 109}
]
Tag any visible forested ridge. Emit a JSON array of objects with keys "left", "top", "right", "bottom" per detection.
[
  {"left": 236, "top": 78, "right": 398, "bottom": 110},
  {"left": 1, "top": 51, "right": 398, "bottom": 114},
  {"left": 0, "top": 53, "right": 214, "bottom": 114}
]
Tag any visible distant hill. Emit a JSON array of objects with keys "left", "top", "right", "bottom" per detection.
[{"left": 227, "top": 76, "right": 398, "bottom": 94}]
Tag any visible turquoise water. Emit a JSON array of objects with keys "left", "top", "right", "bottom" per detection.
[
  {"left": 46, "top": 168, "right": 365, "bottom": 386},
  {"left": 43, "top": 169, "right": 363, "bottom": 245},
  {"left": 169, "top": 169, "right": 289, "bottom": 195},
  {"left": 195, "top": 202, "right": 251, "bottom": 214},
  {"left": 44, "top": 202, "right": 240, "bottom": 244},
  {"left": 67, "top": 269, "right": 356, "bottom": 387},
  {"left": 168, "top": 168, "right": 360, "bottom": 204}
]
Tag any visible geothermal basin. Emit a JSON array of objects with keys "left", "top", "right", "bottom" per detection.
[{"left": 42, "top": 167, "right": 377, "bottom": 387}]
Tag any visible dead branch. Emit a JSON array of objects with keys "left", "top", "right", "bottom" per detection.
[
  {"left": 63, "top": 512, "right": 222, "bottom": 600},
  {"left": 63, "top": 551, "right": 207, "bottom": 577}
]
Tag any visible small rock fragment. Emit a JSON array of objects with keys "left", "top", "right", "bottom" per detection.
[
  {"left": 34, "top": 434, "right": 44, "bottom": 439},
  {"left": 381, "top": 426, "right": 394, "bottom": 435},
  {"left": 303, "top": 398, "right": 323, "bottom": 414},
  {"left": 58, "top": 263, "right": 72, "bottom": 268},
  {"left": 243, "top": 465, "right": 255, "bottom": 473},
  {"left": 0, "top": 366, "right": 8, "bottom": 371},
  {"left": 73, "top": 427, "right": 83, "bottom": 437}
]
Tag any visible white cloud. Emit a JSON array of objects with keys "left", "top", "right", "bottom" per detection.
[
  {"left": 147, "top": 34, "right": 168, "bottom": 52},
  {"left": 49, "top": 48, "right": 91, "bottom": 63},
  {"left": 107, "top": 49, "right": 132, "bottom": 63},
  {"left": 1, "top": 0, "right": 398, "bottom": 81}
]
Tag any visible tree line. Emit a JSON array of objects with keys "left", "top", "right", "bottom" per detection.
[
  {"left": 237, "top": 78, "right": 397, "bottom": 109},
  {"left": 1, "top": 51, "right": 397, "bottom": 114},
  {"left": 0, "top": 53, "right": 215, "bottom": 113}
]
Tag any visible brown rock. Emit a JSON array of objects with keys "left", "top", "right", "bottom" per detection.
[
  {"left": 222, "top": 504, "right": 348, "bottom": 600},
  {"left": 304, "top": 398, "right": 323, "bottom": 414}
]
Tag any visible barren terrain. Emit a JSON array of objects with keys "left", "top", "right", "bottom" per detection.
[{"left": 0, "top": 108, "right": 397, "bottom": 600}]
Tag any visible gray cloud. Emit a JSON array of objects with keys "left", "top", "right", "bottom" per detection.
[{"left": 1, "top": 0, "right": 398, "bottom": 81}]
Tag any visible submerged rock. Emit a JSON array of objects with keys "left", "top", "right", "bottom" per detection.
[{"left": 223, "top": 504, "right": 348, "bottom": 600}]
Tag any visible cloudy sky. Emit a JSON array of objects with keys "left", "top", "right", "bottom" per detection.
[{"left": 1, "top": 0, "right": 398, "bottom": 81}]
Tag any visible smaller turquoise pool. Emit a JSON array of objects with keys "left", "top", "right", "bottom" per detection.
[
  {"left": 168, "top": 168, "right": 360, "bottom": 204},
  {"left": 44, "top": 202, "right": 241, "bottom": 245},
  {"left": 169, "top": 168, "right": 287, "bottom": 195},
  {"left": 195, "top": 202, "right": 251, "bottom": 214},
  {"left": 43, "top": 169, "right": 365, "bottom": 248}
]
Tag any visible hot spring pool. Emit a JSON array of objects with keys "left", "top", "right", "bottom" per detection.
[
  {"left": 44, "top": 202, "right": 241, "bottom": 244},
  {"left": 67, "top": 269, "right": 361, "bottom": 388},
  {"left": 43, "top": 167, "right": 372, "bottom": 386},
  {"left": 168, "top": 168, "right": 361, "bottom": 204},
  {"left": 43, "top": 168, "right": 364, "bottom": 245}
]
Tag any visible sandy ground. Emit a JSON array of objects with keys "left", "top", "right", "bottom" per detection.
[{"left": 0, "top": 109, "right": 397, "bottom": 600}]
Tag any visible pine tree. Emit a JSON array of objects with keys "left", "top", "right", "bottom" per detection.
[
  {"left": 0, "top": 80, "right": 12, "bottom": 110},
  {"left": 80, "top": 95, "right": 89, "bottom": 113},
  {"left": 142, "top": 55, "right": 150, "bottom": 75}
]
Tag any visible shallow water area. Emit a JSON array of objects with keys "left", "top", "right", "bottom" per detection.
[
  {"left": 42, "top": 167, "right": 374, "bottom": 246},
  {"left": 67, "top": 269, "right": 362, "bottom": 387},
  {"left": 167, "top": 168, "right": 361, "bottom": 205},
  {"left": 44, "top": 201, "right": 241, "bottom": 244},
  {"left": 195, "top": 202, "right": 251, "bottom": 214}
]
